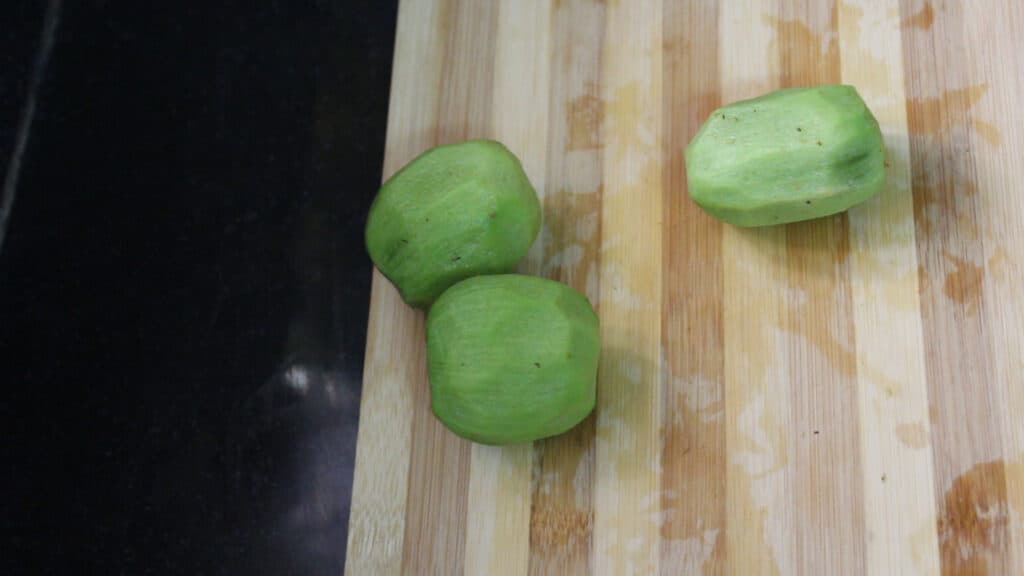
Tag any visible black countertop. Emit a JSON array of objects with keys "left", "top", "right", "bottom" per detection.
[{"left": 2, "top": 2, "right": 396, "bottom": 573}]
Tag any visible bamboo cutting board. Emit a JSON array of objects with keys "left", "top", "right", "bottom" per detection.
[{"left": 346, "top": 1, "right": 1024, "bottom": 574}]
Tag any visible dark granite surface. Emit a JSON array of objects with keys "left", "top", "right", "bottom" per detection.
[{"left": 1, "top": 1, "right": 396, "bottom": 573}]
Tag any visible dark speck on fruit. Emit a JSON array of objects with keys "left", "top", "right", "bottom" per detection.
[
  {"left": 534, "top": 362, "right": 541, "bottom": 368},
  {"left": 817, "top": 140, "right": 823, "bottom": 146},
  {"left": 401, "top": 238, "right": 409, "bottom": 244},
  {"left": 796, "top": 127, "right": 803, "bottom": 132},
  {"left": 489, "top": 212, "right": 497, "bottom": 219},
  {"left": 451, "top": 255, "right": 461, "bottom": 262},
  {"left": 805, "top": 200, "right": 812, "bottom": 205}
]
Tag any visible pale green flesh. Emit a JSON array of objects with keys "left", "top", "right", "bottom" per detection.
[
  {"left": 365, "top": 140, "right": 541, "bottom": 308},
  {"left": 427, "top": 275, "right": 600, "bottom": 445},
  {"left": 685, "top": 85, "right": 886, "bottom": 226}
]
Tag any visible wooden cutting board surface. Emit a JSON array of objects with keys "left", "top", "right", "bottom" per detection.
[{"left": 346, "top": 1, "right": 1024, "bottom": 574}]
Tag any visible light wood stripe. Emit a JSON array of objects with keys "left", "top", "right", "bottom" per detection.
[
  {"left": 776, "top": 2, "right": 866, "bottom": 573},
  {"left": 344, "top": 1, "right": 447, "bottom": 573},
  {"left": 463, "top": 2, "right": 553, "bottom": 574},
  {"left": 899, "top": 1, "right": 1014, "bottom": 574},
  {"left": 528, "top": 0, "right": 606, "bottom": 574},
  {"left": 593, "top": 0, "right": 664, "bottom": 573},
  {"left": 464, "top": 442, "right": 533, "bottom": 576},
  {"left": 660, "top": 1, "right": 725, "bottom": 574},
  {"left": 963, "top": 2, "right": 1024, "bottom": 572},
  {"left": 720, "top": 1, "right": 794, "bottom": 574},
  {"left": 839, "top": 1, "right": 940, "bottom": 574},
  {"left": 400, "top": 1, "right": 500, "bottom": 573}
]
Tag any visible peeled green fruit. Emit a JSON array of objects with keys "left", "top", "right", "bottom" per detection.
[
  {"left": 365, "top": 140, "right": 541, "bottom": 308},
  {"left": 685, "top": 85, "right": 886, "bottom": 227},
  {"left": 426, "top": 275, "right": 600, "bottom": 445}
]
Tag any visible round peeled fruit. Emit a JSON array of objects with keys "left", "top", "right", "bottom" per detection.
[
  {"left": 685, "top": 85, "right": 886, "bottom": 226},
  {"left": 365, "top": 140, "right": 541, "bottom": 308},
  {"left": 426, "top": 275, "right": 600, "bottom": 445}
]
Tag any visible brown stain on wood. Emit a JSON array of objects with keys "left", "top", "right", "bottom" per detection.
[
  {"left": 917, "top": 82, "right": 987, "bottom": 119},
  {"left": 541, "top": 189, "right": 602, "bottom": 291},
  {"left": 566, "top": 89, "right": 603, "bottom": 151},
  {"left": 905, "top": 83, "right": 996, "bottom": 236},
  {"left": 907, "top": 83, "right": 996, "bottom": 142},
  {"left": 902, "top": 7, "right": 991, "bottom": 326},
  {"left": 783, "top": 222, "right": 861, "bottom": 378},
  {"left": 765, "top": 7, "right": 839, "bottom": 87},
  {"left": 986, "top": 246, "right": 1010, "bottom": 283},
  {"left": 942, "top": 251, "right": 984, "bottom": 313},
  {"left": 904, "top": 84, "right": 1000, "bottom": 257},
  {"left": 902, "top": 1, "right": 935, "bottom": 29},
  {"left": 895, "top": 422, "right": 930, "bottom": 449},
  {"left": 770, "top": 189, "right": 899, "bottom": 394},
  {"left": 836, "top": 3, "right": 892, "bottom": 97},
  {"left": 938, "top": 460, "right": 1014, "bottom": 575},
  {"left": 971, "top": 119, "right": 1002, "bottom": 146},
  {"left": 605, "top": 81, "right": 656, "bottom": 161}
]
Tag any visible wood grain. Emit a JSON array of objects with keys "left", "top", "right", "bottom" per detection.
[
  {"left": 592, "top": 0, "right": 665, "bottom": 574},
  {"left": 962, "top": 2, "right": 1024, "bottom": 574},
  {"left": 660, "top": 1, "right": 725, "bottom": 573},
  {"left": 348, "top": 0, "right": 1024, "bottom": 573},
  {"left": 840, "top": 1, "right": 940, "bottom": 574}
]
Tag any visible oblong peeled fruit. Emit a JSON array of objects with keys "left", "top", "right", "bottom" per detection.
[
  {"left": 685, "top": 85, "right": 886, "bottom": 226},
  {"left": 426, "top": 274, "right": 600, "bottom": 445},
  {"left": 365, "top": 140, "right": 541, "bottom": 308}
]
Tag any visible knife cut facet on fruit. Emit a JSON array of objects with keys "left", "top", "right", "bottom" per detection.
[
  {"left": 365, "top": 140, "right": 541, "bottom": 308},
  {"left": 426, "top": 275, "right": 600, "bottom": 445},
  {"left": 685, "top": 85, "right": 886, "bottom": 226}
]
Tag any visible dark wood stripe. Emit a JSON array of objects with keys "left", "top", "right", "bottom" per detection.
[
  {"left": 776, "top": 1, "right": 866, "bottom": 572},
  {"left": 898, "top": 1, "right": 1011, "bottom": 574},
  {"left": 400, "top": 1, "right": 499, "bottom": 573},
  {"left": 528, "top": 0, "right": 605, "bottom": 573},
  {"left": 660, "top": 0, "right": 726, "bottom": 572}
]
